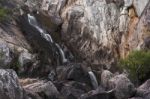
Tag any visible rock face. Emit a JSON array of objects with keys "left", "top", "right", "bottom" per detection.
[
  {"left": 37, "top": 0, "right": 150, "bottom": 68},
  {"left": 0, "top": 0, "right": 150, "bottom": 99},
  {"left": 0, "top": 0, "right": 150, "bottom": 72},
  {"left": 0, "top": 69, "right": 24, "bottom": 99}
]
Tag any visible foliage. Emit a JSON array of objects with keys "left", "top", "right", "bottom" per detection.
[
  {"left": 0, "top": 7, "right": 10, "bottom": 21},
  {"left": 119, "top": 50, "right": 150, "bottom": 83}
]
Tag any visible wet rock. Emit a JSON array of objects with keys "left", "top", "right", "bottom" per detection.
[
  {"left": 24, "top": 80, "right": 59, "bottom": 99},
  {"left": 109, "top": 74, "right": 136, "bottom": 99},
  {"left": 0, "top": 69, "right": 24, "bottom": 99},
  {"left": 101, "top": 70, "right": 114, "bottom": 90}
]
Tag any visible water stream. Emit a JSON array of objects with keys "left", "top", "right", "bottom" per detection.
[
  {"left": 27, "top": 14, "right": 98, "bottom": 89},
  {"left": 88, "top": 71, "right": 99, "bottom": 89},
  {"left": 27, "top": 14, "right": 67, "bottom": 64}
]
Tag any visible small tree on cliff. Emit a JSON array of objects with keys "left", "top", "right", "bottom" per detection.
[{"left": 119, "top": 50, "right": 150, "bottom": 85}]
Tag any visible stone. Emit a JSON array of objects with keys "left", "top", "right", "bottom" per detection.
[
  {"left": 0, "top": 44, "right": 12, "bottom": 68},
  {"left": 108, "top": 74, "right": 136, "bottom": 99},
  {"left": 24, "top": 80, "right": 60, "bottom": 99},
  {"left": 0, "top": 69, "right": 24, "bottom": 99},
  {"left": 60, "top": 82, "right": 85, "bottom": 99},
  {"left": 58, "top": 81, "right": 91, "bottom": 99},
  {"left": 101, "top": 70, "right": 113, "bottom": 90},
  {"left": 56, "top": 63, "right": 92, "bottom": 86},
  {"left": 19, "top": 50, "right": 33, "bottom": 72}
]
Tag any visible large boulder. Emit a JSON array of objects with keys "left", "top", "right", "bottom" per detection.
[
  {"left": 108, "top": 74, "right": 136, "bottom": 99},
  {"left": 0, "top": 69, "right": 24, "bottom": 99},
  {"left": 56, "top": 63, "right": 92, "bottom": 86},
  {"left": 24, "top": 80, "right": 59, "bottom": 99}
]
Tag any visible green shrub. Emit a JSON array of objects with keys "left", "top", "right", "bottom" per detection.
[
  {"left": 0, "top": 7, "right": 9, "bottom": 21},
  {"left": 119, "top": 50, "right": 150, "bottom": 83}
]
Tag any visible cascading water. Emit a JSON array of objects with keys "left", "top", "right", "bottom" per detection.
[
  {"left": 27, "top": 14, "right": 53, "bottom": 43},
  {"left": 55, "top": 43, "right": 68, "bottom": 63},
  {"left": 27, "top": 14, "right": 68, "bottom": 64},
  {"left": 88, "top": 71, "right": 99, "bottom": 89}
]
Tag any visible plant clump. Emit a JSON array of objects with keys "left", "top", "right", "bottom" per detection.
[
  {"left": 118, "top": 50, "right": 150, "bottom": 84},
  {"left": 0, "top": 7, "right": 10, "bottom": 21}
]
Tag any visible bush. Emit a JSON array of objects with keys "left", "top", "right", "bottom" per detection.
[
  {"left": 119, "top": 50, "right": 150, "bottom": 84},
  {"left": 0, "top": 7, "right": 9, "bottom": 21}
]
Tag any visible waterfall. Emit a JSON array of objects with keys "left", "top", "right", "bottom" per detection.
[
  {"left": 55, "top": 43, "right": 68, "bottom": 63},
  {"left": 88, "top": 71, "right": 98, "bottom": 89},
  {"left": 27, "top": 14, "right": 53, "bottom": 43},
  {"left": 27, "top": 14, "right": 68, "bottom": 64}
]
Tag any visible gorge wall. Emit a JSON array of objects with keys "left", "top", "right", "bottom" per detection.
[
  {"left": 0, "top": 0, "right": 150, "bottom": 70},
  {"left": 0, "top": 0, "right": 150, "bottom": 99},
  {"left": 40, "top": 0, "right": 150, "bottom": 68}
]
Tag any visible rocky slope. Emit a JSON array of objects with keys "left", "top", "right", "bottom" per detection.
[{"left": 0, "top": 0, "right": 149, "bottom": 99}]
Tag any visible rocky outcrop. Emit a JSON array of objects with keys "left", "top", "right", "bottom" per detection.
[
  {"left": 0, "top": 0, "right": 149, "bottom": 99},
  {"left": 0, "top": 69, "right": 25, "bottom": 99},
  {"left": 36, "top": 0, "right": 150, "bottom": 69}
]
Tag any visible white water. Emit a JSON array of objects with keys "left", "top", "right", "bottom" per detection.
[
  {"left": 27, "top": 14, "right": 53, "bottom": 43},
  {"left": 55, "top": 43, "right": 68, "bottom": 63},
  {"left": 88, "top": 71, "right": 98, "bottom": 89},
  {"left": 27, "top": 14, "right": 68, "bottom": 64}
]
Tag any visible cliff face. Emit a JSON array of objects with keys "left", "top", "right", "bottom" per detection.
[
  {"left": 39, "top": 0, "right": 150, "bottom": 68},
  {"left": 0, "top": 0, "right": 149, "bottom": 70},
  {"left": 0, "top": 0, "right": 150, "bottom": 99}
]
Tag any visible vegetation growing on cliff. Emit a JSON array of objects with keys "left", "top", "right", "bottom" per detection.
[
  {"left": 119, "top": 50, "right": 150, "bottom": 84},
  {"left": 0, "top": 7, "right": 10, "bottom": 21}
]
